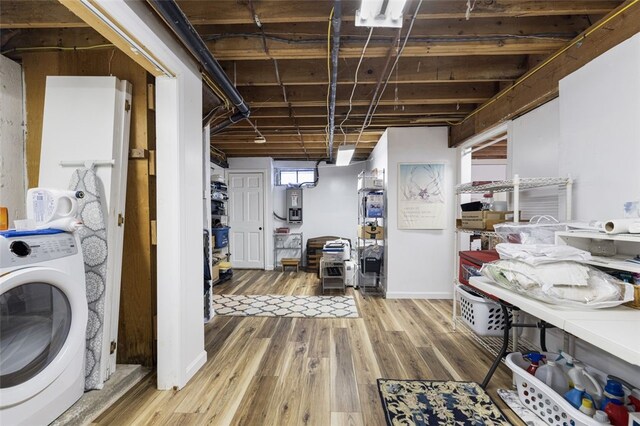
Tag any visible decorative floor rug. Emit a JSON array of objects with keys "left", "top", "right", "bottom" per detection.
[
  {"left": 378, "top": 379, "right": 511, "bottom": 426},
  {"left": 212, "top": 294, "right": 359, "bottom": 318}
]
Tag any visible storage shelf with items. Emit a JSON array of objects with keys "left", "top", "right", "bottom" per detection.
[
  {"left": 273, "top": 232, "right": 303, "bottom": 271},
  {"left": 452, "top": 174, "right": 574, "bottom": 330},
  {"left": 357, "top": 169, "right": 386, "bottom": 297},
  {"left": 211, "top": 174, "right": 232, "bottom": 286},
  {"left": 556, "top": 230, "right": 640, "bottom": 308}
]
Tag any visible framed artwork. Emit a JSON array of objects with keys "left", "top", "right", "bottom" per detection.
[{"left": 398, "top": 163, "right": 446, "bottom": 229}]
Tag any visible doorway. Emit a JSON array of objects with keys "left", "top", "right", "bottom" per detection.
[{"left": 228, "top": 172, "right": 265, "bottom": 269}]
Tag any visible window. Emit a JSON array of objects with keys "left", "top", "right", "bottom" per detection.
[{"left": 275, "top": 168, "right": 316, "bottom": 186}]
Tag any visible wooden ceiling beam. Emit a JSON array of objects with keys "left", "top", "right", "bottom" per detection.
[
  {"left": 1, "top": 1, "right": 616, "bottom": 29},
  {"left": 177, "top": 1, "right": 622, "bottom": 25},
  {"left": 221, "top": 56, "right": 529, "bottom": 86},
  {"left": 212, "top": 134, "right": 381, "bottom": 143},
  {"left": 450, "top": 0, "right": 640, "bottom": 146},
  {"left": 197, "top": 16, "right": 592, "bottom": 41},
  {"left": 229, "top": 117, "right": 461, "bottom": 128},
  {"left": 249, "top": 104, "right": 476, "bottom": 118},
  {"left": 207, "top": 38, "right": 566, "bottom": 60},
  {"left": 241, "top": 82, "right": 496, "bottom": 107}
]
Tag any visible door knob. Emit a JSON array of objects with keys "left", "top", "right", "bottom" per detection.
[{"left": 259, "top": 227, "right": 263, "bottom": 230}]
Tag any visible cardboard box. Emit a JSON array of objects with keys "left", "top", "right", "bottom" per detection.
[
  {"left": 358, "top": 225, "right": 384, "bottom": 240},
  {"left": 460, "top": 219, "right": 485, "bottom": 230},
  {"left": 211, "top": 263, "right": 220, "bottom": 282},
  {"left": 461, "top": 211, "right": 510, "bottom": 220}
]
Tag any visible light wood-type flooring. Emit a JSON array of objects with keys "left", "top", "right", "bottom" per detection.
[{"left": 95, "top": 270, "right": 524, "bottom": 425}]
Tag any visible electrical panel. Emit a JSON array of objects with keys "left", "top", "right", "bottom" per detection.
[{"left": 286, "top": 187, "right": 303, "bottom": 223}]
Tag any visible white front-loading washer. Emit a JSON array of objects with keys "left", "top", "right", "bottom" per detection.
[{"left": 0, "top": 230, "right": 88, "bottom": 426}]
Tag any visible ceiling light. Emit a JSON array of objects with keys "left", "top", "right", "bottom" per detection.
[
  {"left": 254, "top": 136, "right": 267, "bottom": 144},
  {"left": 356, "top": 0, "right": 407, "bottom": 28},
  {"left": 336, "top": 145, "right": 356, "bottom": 166}
]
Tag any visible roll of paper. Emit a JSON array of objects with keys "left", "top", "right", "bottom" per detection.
[{"left": 604, "top": 218, "right": 640, "bottom": 234}]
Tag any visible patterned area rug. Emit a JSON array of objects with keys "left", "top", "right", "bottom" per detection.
[
  {"left": 212, "top": 294, "right": 359, "bottom": 318},
  {"left": 378, "top": 379, "right": 511, "bottom": 426}
]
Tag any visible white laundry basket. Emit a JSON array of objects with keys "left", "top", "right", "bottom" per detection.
[
  {"left": 506, "top": 352, "right": 600, "bottom": 426},
  {"left": 457, "top": 285, "right": 511, "bottom": 337}
]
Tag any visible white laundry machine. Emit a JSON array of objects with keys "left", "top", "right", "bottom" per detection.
[{"left": 0, "top": 230, "right": 87, "bottom": 426}]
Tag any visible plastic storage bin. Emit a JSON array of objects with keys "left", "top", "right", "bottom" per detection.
[
  {"left": 506, "top": 352, "right": 601, "bottom": 426},
  {"left": 211, "top": 226, "right": 229, "bottom": 248},
  {"left": 457, "top": 285, "right": 510, "bottom": 337}
]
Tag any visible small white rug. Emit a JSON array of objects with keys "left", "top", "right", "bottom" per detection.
[{"left": 213, "top": 294, "right": 359, "bottom": 318}]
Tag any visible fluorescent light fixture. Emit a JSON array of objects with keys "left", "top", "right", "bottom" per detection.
[
  {"left": 356, "top": 0, "right": 407, "bottom": 28},
  {"left": 254, "top": 136, "right": 267, "bottom": 144},
  {"left": 336, "top": 145, "right": 356, "bottom": 166}
]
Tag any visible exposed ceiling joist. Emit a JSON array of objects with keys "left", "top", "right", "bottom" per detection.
[
  {"left": 176, "top": 1, "right": 621, "bottom": 25},
  {"left": 449, "top": 0, "right": 640, "bottom": 147}
]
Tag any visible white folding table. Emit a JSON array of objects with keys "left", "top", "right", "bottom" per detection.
[{"left": 467, "top": 276, "right": 640, "bottom": 387}]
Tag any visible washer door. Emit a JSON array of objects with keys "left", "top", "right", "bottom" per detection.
[{"left": 0, "top": 268, "right": 87, "bottom": 406}]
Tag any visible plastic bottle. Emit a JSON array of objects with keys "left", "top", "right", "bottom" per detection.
[
  {"left": 603, "top": 400, "right": 629, "bottom": 426},
  {"left": 535, "top": 360, "right": 569, "bottom": 395},
  {"left": 481, "top": 193, "right": 493, "bottom": 211},
  {"left": 600, "top": 379, "right": 625, "bottom": 411},
  {"left": 567, "top": 362, "right": 603, "bottom": 406},
  {"left": 526, "top": 352, "right": 545, "bottom": 376},
  {"left": 593, "top": 410, "right": 611, "bottom": 424},
  {"left": 565, "top": 384, "right": 586, "bottom": 409},
  {"left": 629, "top": 388, "right": 640, "bottom": 412},
  {"left": 579, "top": 397, "right": 596, "bottom": 416}
]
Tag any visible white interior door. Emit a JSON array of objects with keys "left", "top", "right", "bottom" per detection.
[{"left": 228, "top": 173, "right": 264, "bottom": 269}]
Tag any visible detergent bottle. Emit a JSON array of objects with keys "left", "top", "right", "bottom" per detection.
[
  {"left": 579, "top": 397, "right": 596, "bottom": 417},
  {"left": 567, "top": 362, "right": 603, "bottom": 406},
  {"left": 600, "top": 379, "right": 625, "bottom": 411},
  {"left": 565, "top": 384, "right": 587, "bottom": 409},
  {"left": 526, "top": 352, "right": 546, "bottom": 376},
  {"left": 535, "top": 360, "right": 569, "bottom": 395}
]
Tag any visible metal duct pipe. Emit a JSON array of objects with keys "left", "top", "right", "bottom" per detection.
[
  {"left": 327, "top": 0, "right": 341, "bottom": 163},
  {"left": 148, "top": 0, "right": 250, "bottom": 130},
  {"left": 209, "top": 112, "right": 248, "bottom": 135}
]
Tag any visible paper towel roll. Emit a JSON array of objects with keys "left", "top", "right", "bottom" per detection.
[
  {"left": 604, "top": 218, "right": 640, "bottom": 234},
  {"left": 36, "top": 217, "right": 83, "bottom": 232},
  {"left": 27, "top": 188, "right": 82, "bottom": 225}
]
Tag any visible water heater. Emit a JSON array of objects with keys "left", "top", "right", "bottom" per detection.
[{"left": 286, "top": 187, "right": 303, "bottom": 223}]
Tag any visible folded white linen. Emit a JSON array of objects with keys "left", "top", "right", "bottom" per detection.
[{"left": 496, "top": 243, "right": 592, "bottom": 265}]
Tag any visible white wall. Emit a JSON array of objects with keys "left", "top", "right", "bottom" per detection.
[
  {"left": 380, "top": 127, "right": 458, "bottom": 299},
  {"left": 507, "top": 34, "right": 640, "bottom": 383},
  {"left": 272, "top": 160, "right": 362, "bottom": 265},
  {"left": 508, "top": 98, "right": 563, "bottom": 220},
  {"left": 559, "top": 33, "right": 640, "bottom": 221},
  {"left": 228, "top": 157, "right": 274, "bottom": 269},
  {"left": 95, "top": 0, "right": 205, "bottom": 389},
  {"left": 0, "top": 55, "right": 26, "bottom": 223}
]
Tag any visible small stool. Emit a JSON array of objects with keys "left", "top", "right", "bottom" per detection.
[{"left": 281, "top": 258, "right": 300, "bottom": 272}]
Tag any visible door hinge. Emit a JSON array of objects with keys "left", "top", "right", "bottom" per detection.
[
  {"left": 125, "top": 100, "right": 131, "bottom": 112},
  {"left": 110, "top": 341, "right": 117, "bottom": 354},
  {"left": 118, "top": 213, "right": 125, "bottom": 226}
]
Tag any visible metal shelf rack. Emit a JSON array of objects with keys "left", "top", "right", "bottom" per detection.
[
  {"left": 357, "top": 169, "right": 386, "bottom": 297},
  {"left": 452, "top": 174, "right": 574, "bottom": 331},
  {"left": 273, "top": 232, "right": 303, "bottom": 269}
]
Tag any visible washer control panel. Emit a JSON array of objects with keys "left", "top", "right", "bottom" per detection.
[{"left": 0, "top": 233, "right": 78, "bottom": 268}]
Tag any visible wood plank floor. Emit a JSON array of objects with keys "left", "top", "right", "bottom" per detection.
[{"left": 95, "top": 270, "right": 524, "bottom": 425}]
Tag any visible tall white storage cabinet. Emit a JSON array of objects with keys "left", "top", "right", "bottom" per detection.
[{"left": 39, "top": 76, "right": 132, "bottom": 386}]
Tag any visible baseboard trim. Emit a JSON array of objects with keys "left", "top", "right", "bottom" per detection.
[
  {"left": 385, "top": 291, "right": 453, "bottom": 300},
  {"left": 182, "top": 350, "right": 207, "bottom": 389}
]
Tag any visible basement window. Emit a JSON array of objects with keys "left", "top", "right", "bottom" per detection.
[{"left": 275, "top": 168, "right": 316, "bottom": 186}]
